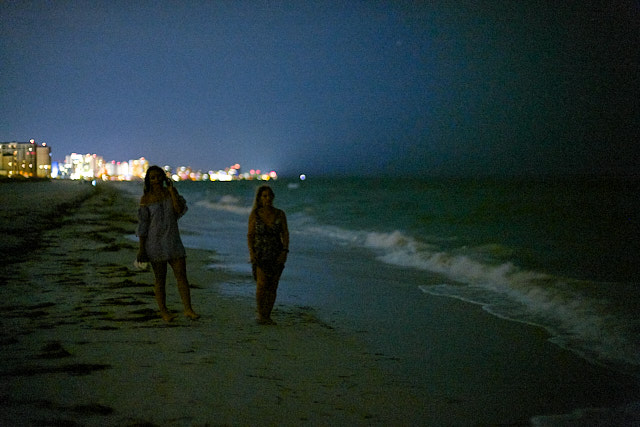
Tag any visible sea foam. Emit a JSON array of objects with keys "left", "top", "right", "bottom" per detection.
[
  {"left": 302, "top": 223, "right": 640, "bottom": 372},
  {"left": 195, "top": 196, "right": 251, "bottom": 215},
  {"left": 179, "top": 183, "right": 639, "bottom": 374}
]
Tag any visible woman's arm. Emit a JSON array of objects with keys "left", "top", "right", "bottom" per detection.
[
  {"left": 137, "top": 236, "right": 149, "bottom": 262},
  {"left": 167, "top": 182, "right": 186, "bottom": 215},
  {"left": 278, "top": 210, "right": 289, "bottom": 264},
  {"left": 280, "top": 211, "right": 289, "bottom": 251},
  {"left": 137, "top": 197, "right": 150, "bottom": 262},
  {"left": 247, "top": 211, "right": 256, "bottom": 263}
]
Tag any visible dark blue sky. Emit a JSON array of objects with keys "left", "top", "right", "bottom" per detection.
[{"left": 2, "top": 1, "right": 638, "bottom": 177}]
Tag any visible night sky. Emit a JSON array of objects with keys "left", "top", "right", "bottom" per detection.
[{"left": 2, "top": 1, "right": 638, "bottom": 177}]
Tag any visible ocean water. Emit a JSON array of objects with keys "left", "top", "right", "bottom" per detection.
[{"left": 166, "top": 176, "right": 639, "bottom": 378}]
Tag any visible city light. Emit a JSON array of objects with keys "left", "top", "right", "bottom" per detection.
[
  {"left": 1, "top": 140, "right": 279, "bottom": 182},
  {"left": 0, "top": 140, "right": 51, "bottom": 178}
]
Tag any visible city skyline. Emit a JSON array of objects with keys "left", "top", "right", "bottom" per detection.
[
  {"left": 55, "top": 150, "right": 278, "bottom": 181},
  {"left": 0, "top": 139, "right": 278, "bottom": 181},
  {"left": 2, "top": 2, "right": 638, "bottom": 177},
  {"left": 60, "top": 151, "right": 278, "bottom": 181}
]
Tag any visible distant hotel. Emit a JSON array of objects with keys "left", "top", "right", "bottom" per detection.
[
  {"left": 0, "top": 140, "right": 52, "bottom": 178},
  {"left": 58, "top": 154, "right": 149, "bottom": 181}
]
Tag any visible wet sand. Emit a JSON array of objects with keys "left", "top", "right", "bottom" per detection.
[{"left": 1, "top": 180, "right": 638, "bottom": 426}]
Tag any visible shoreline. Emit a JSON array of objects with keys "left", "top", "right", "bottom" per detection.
[
  {"left": 273, "top": 232, "right": 640, "bottom": 423},
  {"left": 1, "top": 181, "right": 639, "bottom": 425},
  {"left": 0, "top": 179, "right": 96, "bottom": 266}
]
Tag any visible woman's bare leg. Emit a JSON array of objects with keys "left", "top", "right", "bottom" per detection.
[
  {"left": 265, "top": 279, "right": 278, "bottom": 320},
  {"left": 151, "top": 261, "right": 175, "bottom": 322},
  {"left": 263, "top": 266, "right": 282, "bottom": 322},
  {"left": 255, "top": 267, "right": 268, "bottom": 323},
  {"left": 169, "top": 257, "right": 199, "bottom": 319},
  {"left": 255, "top": 267, "right": 276, "bottom": 324}
]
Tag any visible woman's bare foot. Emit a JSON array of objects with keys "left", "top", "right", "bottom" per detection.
[
  {"left": 160, "top": 311, "right": 177, "bottom": 322},
  {"left": 185, "top": 310, "right": 200, "bottom": 320}
]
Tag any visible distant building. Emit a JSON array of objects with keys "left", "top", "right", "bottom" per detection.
[
  {"left": 129, "top": 157, "right": 149, "bottom": 180},
  {"left": 0, "top": 140, "right": 51, "bottom": 178},
  {"left": 36, "top": 144, "right": 52, "bottom": 178},
  {"left": 57, "top": 154, "right": 147, "bottom": 181},
  {"left": 105, "top": 160, "right": 130, "bottom": 179},
  {"left": 59, "top": 153, "right": 105, "bottom": 180}
]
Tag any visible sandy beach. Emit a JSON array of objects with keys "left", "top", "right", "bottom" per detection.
[{"left": 1, "top": 180, "right": 639, "bottom": 426}]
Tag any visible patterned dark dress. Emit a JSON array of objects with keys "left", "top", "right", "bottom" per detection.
[{"left": 252, "top": 210, "right": 285, "bottom": 280}]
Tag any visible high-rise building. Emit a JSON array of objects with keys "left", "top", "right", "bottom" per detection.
[
  {"left": 105, "top": 160, "right": 130, "bottom": 179},
  {"left": 129, "top": 157, "right": 149, "bottom": 179},
  {"left": 59, "top": 153, "right": 105, "bottom": 180},
  {"left": 0, "top": 140, "right": 51, "bottom": 178},
  {"left": 36, "top": 144, "right": 52, "bottom": 178}
]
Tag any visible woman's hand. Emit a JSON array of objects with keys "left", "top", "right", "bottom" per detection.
[
  {"left": 166, "top": 178, "right": 179, "bottom": 196},
  {"left": 137, "top": 249, "right": 149, "bottom": 263},
  {"left": 277, "top": 250, "right": 288, "bottom": 265},
  {"left": 167, "top": 180, "right": 177, "bottom": 194}
]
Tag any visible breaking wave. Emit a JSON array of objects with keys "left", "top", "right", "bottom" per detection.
[
  {"left": 302, "top": 224, "right": 640, "bottom": 374},
  {"left": 195, "top": 195, "right": 251, "bottom": 216}
]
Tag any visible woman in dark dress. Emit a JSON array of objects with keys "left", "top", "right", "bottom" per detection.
[{"left": 247, "top": 185, "right": 289, "bottom": 325}]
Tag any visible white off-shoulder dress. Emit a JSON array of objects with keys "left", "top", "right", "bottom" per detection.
[{"left": 137, "top": 197, "right": 187, "bottom": 262}]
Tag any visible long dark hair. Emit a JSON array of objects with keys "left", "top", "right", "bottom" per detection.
[
  {"left": 252, "top": 185, "right": 275, "bottom": 211},
  {"left": 143, "top": 165, "right": 167, "bottom": 194}
]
